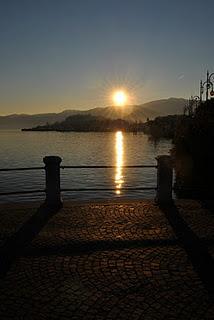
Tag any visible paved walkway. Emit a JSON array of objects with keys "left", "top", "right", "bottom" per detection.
[{"left": 0, "top": 200, "right": 214, "bottom": 319}]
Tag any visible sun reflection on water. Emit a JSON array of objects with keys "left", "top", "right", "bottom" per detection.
[{"left": 115, "top": 131, "right": 124, "bottom": 194}]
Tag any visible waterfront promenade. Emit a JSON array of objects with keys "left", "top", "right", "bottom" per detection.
[{"left": 0, "top": 199, "right": 214, "bottom": 319}]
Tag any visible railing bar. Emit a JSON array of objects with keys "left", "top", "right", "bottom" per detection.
[
  {"left": 0, "top": 167, "right": 44, "bottom": 172},
  {"left": 0, "top": 190, "right": 45, "bottom": 196},
  {"left": 0, "top": 188, "right": 156, "bottom": 196},
  {"left": 61, "top": 187, "right": 157, "bottom": 192},
  {"left": 61, "top": 165, "right": 157, "bottom": 169},
  {"left": 173, "top": 187, "right": 212, "bottom": 190},
  {"left": 0, "top": 166, "right": 157, "bottom": 172}
]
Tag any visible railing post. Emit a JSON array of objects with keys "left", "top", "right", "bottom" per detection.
[
  {"left": 43, "top": 156, "right": 62, "bottom": 208},
  {"left": 156, "top": 155, "right": 173, "bottom": 204}
]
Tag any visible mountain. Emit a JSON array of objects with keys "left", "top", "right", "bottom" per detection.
[
  {"left": 0, "top": 98, "right": 186, "bottom": 129},
  {"left": 23, "top": 114, "right": 135, "bottom": 132},
  {"left": 0, "top": 110, "right": 80, "bottom": 130},
  {"left": 127, "top": 98, "right": 187, "bottom": 121}
]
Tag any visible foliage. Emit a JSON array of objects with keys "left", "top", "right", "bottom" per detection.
[
  {"left": 173, "top": 99, "right": 214, "bottom": 198},
  {"left": 22, "top": 114, "right": 142, "bottom": 132},
  {"left": 143, "top": 115, "right": 185, "bottom": 140}
]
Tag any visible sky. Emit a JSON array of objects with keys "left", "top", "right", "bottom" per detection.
[{"left": 0, "top": 0, "right": 214, "bottom": 115}]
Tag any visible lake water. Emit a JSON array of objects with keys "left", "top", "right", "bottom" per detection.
[{"left": 0, "top": 130, "right": 172, "bottom": 203}]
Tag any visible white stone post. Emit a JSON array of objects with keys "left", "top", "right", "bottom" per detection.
[
  {"left": 43, "top": 156, "right": 62, "bottom": 208},
  {"left": 156, "top": 155, "right": 173, "bottom": 204}
]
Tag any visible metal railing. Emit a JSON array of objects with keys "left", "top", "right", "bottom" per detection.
[
  {"left": 0, "top": 155, "right": 173, "bottom": 205},
  {"left": 61, "top": 165, "right": 156, "bottom": 169},
  {"left": 60, "top": 164, "right": 157, "bottom": 193},
  {"left": 0, "top": 166, "right": 45, "bottom": 196},
  {"left": 0, "top": 167, "right": 44, "bottom": 172}
]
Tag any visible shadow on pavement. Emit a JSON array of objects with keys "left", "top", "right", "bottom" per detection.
[
  {"left": 159, "top": 201, "right": 214, "bottom": 297},
  {"left": 0, "top": 204, "right": 61, "bottom": 278}
]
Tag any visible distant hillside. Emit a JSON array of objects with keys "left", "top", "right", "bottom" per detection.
[
  {"left": 143, "top": 114, "right": 185, "bottom": 139},
  {"left": 22, "top": 114, "right": 136, "bottom": 132},
  {"left": 0, "top": 110, "right": 80, "bottom": 130},
  {"left": 128, "top": 98, "right": 187, "bottom": 121},
  {"left": 0, "top": 98, "right": 186, "bottom": 129}
]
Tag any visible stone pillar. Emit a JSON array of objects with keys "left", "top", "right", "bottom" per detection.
[
  {"left": 43, "top": 156, "right": 62, "bottom": 208},
  {"left": 156, "top": 155, "right": 173, "bottom": 204}
]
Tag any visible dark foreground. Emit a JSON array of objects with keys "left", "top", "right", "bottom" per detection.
[{"left": 0, "top": 200, "right": 214, "bottom": 319}]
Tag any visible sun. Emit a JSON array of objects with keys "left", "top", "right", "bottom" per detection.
[{"left": 113, "top": 90, "right": 127, "bottom": 107}]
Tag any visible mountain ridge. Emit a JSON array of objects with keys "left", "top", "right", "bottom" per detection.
[{"left": 0, "top": 98, "right": 186, "bottom": 129}]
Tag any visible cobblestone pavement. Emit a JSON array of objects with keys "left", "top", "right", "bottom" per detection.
[
  {"left": 0, "top": 205, "right": 37, "bottom": 247},
  {"left": 176, "top": 200, "right": 214, "bottom": 240},
  {"left": 28, "top": 201, "right": 176, "bottom": 251},
  {"left": 0, "top": 200, "right": 214, "bottom": 319}
]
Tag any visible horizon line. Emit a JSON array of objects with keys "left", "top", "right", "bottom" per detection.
[{"left": 0, "top": 97, "right": 186, "bottom": 117}]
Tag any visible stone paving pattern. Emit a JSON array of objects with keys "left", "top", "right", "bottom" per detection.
[
  {"left": 0, "top": 200, "right": 214, "bottom": 319},
  {"left": 176, "top": 200, "right": 214, "bottom": 240},
  {"left": 28, "top": 201, "right": 176, "bottom": 251},
  {"left": 0, "top": 206, "right": 37, "bottom": 247}
]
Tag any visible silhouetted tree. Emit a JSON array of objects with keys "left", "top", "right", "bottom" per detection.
[{"left": 173, "top": 99, "right": 214, "bottom": 198}]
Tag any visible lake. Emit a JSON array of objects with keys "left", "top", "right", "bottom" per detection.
[{"left": 0, "top": 130, "right": 172, "bottom": 203}]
